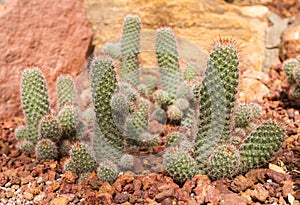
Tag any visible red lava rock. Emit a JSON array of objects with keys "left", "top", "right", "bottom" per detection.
[
  {"left": 281, "top": 180, "right": 294, "bottom": 197},
  {"left": 155, "top": 188, "right": 175, "bottom": 202},
  {"left": 58, "top": 183, "right": 73, "bottom": 194},
  {"left": 113, "top": 174, "right": 135, "bottom": 192},
  {"left": 219, "top": 193, "right": 248, "bottom": 205},
  {"left": 0, "top": 172, "right": 8, "bottom": 186},
  {"left": 123, "top": 183, "right": 134, "bottom": 193},
  {"left": 98, "top": 182, "right": 115, "bottom": 195},
  {"left": 161, "top": 198, "right": 173, "bottom": 205},
  {"left": 114, "top": 192, "right": 130, "bottom": 204},
  {"left": 266, "top": 169, "right": 290, "bottom": 183},
  {"left": 231, "top": 175, "right": 255, "bottom": 192},
  {"left": 246, "top": 183, "right": 269, "bottom": 203},
  {"left": 61, "top": 171, "right": 78, "bottom": 184},
  {"left": 141, "top": 174, "right": 157, "bottom": 191},
  {"left": 174, "top": 188, "right": 191, "bottom": 202},
  {"left": 245, "top": 169, "right": 268, "bottom": 183},
  {"left": 0, "top": 141, "right": 8, "bottom": 155},
  {"left": 204, "top": 184, "right": 221, "bottom": 204},
  {"left": 85, "top": 172, "right": 102, "bottom": 190},
  {"left": 98, "top": 192, "right": 113, "bottom": 204},
  {"left": 213, "top": 179, "right": 232, "bottom": 194},
  {"left": 0, "top": 0, "right": 93, "bottom": 118}
]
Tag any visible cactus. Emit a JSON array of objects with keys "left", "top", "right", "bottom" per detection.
[
  {"left": 90, "top": 57, "right": 124, "bottom": 151},
  {"left": 240, "top": 121, "right": 285, "bottom": 172},
  {"left": 206, "top": 144, "right": 240, "bottom": 179},
  {"left": 166, "top": 132, "right": 185, "bottom": 147},
  {"left": 21, "top": 68, "right": 50, "bottom": 143},
  {"left": 155, "top": 28, "right": 184, "bottom": 97},
  {"left": 58, "top": 104, "right": 78, "bottom": 140},
  {"left": 119, "top": 154, "right": 134, "bottom": 170},
  {"left": 57, "top": 75, "right": 76, "bottom": 110},
  {"left": 102, "top": 42, "right": 122, "bottom": 60},
  {"left": 167, "top": 105, "right": 183, "bottom": 121},
  {"left": 163, "top": 147, "right": 199, "bottom": 183},
  {"left": 120, "top": 15, "right": 141, "bottom": 86},
  {"left": 97, "top": 160, "right": 119, "bottom": 183},
  {"left": 16, "top": 140, "right": 35, "bottom": 153},
  {"left": 15, "top": 125, "right": 28, "bottom": 140},
  {"left": 184, "top": 62, "right": 199, "bottom": 81},
  {"left": 68, "top": 143, "right": 97, "bottom": 174},
  {"left": 38, "top": 114, "right": 61, "bottom": 142},
  {"left": 35, "top": 138, "right": 58, "bottom": 159},
  {"left": 283, "top": 58, "right": 298, "bottom": 84}
]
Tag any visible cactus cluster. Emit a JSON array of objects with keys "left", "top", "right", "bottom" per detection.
[
  {"left": 283, "top": 55, "right": 300, "bottom": 104},
  {"left": 16, "top": 14, "right": 285, "bottom": 184},
  {"left": 91, "top": 14, "right": 285, "bottom": 183}
]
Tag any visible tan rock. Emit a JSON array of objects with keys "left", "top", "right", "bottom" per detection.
[
  {"left": 84, "top": 0, "right": 268, "bottom": 71},
  {"left": 280, "top": 14, "right": 300, "bottom": 60},
  {"left": 50, "top": 197, "right": 68, "bottom": 205},
  {"left": 0, "top": 0, "right": 92, "bottom": 118}
]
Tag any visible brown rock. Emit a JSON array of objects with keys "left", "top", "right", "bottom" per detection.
[
  {"left": 231, "top": 175, "right": 254, "bottom": 192},
  {"left": 280, "top": 14, "right": 300, "bottom": 60},
  {"left": 61, "top": 171, "right": 78, "bottom": 184},
  {"left": 85, "top": 0, "right": 268, "bottom": 71},
  {"left": 239, "top": 77, "right": 270, "bottom": 103},
  {"left": 50, "top": 197, "right": 68, "bottom": 205},
  {"left": 204, "top": 184, "right": 221, "bottom": 204},
  {"left": 246, "top": 183, "right": 269, "bottom": 202},
  {"left": 114, "top": 192, "right": 130, "bottom": 204},
  {"left": 0, "top": 172, "right": 8, "bottom": 187},
  {"left": 220, "top": 193, "right": 248, "bottom": 205},
  {"left": 0, "top": 0, "right": 92, "bottom": 118},
  {"left": 98, "top": 182, "right": 115, "bottom": 195},
  {"left": 155, "top": 188, "right": 175, "bottom": 202}
]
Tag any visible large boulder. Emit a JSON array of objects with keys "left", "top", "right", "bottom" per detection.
[
  {"left": 84, "top": 0, "right": 269, "bottom": 71},
  {"left": 0, "top": 0, "right": 93, "bottom": 119}
]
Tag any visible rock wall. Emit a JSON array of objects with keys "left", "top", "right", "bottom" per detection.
[{"left": 0, "top": 0, "right": 93, "bottom": 119}]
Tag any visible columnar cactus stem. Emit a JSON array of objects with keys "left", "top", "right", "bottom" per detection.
[
  {"left": 57, "top": 75, "right": 76, "bottom": 110},
  {"left": 21, "top": 68, "right": 50, "bottom": 143}
]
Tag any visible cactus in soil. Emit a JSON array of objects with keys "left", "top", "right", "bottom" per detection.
[
  {"left": 97, "top": 160, "right": 119, "bottom": 183},
  {"left": 206, "top": 144, "right": 240, "bottom": 179},
  {"left": 35, "top": 138, "right": 58, "bottom": 159},
  {"left": 283, "top": 58, "right": 299, "bottom": 84},
  {"left": 163, "top": 147, "right": 199, "bottom": 184},
  {"left": 56, "top": 75, "right": 76, "bottom": 110},
  {"left": 85, "top": 15, "right": 285, "bottom": 183},
  {"left": 240, "top": 121, "right": 285, "bottom": 172},
  {"left": 68, "top": 143, "right": 97, "bottom": 174},
  {"left": 120, "top": 15, "right": 141, "bottom": 86},
  {"left": 21, "top": 68, "right": 50, "bottom": 143},
  {"left": 102, "top": 42, "right": 122, "bottom": 60},
  {"left": 90, "top": 57, "right": 124, "bottom": 151},
  {"left": 16, "top": 140, "right": 35, "bottom": 153},
  {"left": 38, "top": 114, "right": 61, "bottom": 142}
]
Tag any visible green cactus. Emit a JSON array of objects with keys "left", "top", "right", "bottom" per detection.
[
  {"left": 15, "top": 125, "right": 28, "bottom": 140},
  {"left": 184, "top": 62, "right": 199, "bottom": 81},
  {"left": 102, "top": 42, "right": 122, "bottom": 60},
  {"left": 175, "top": 98, "right": 190, "bottom": 111},
  {"left": 21, "top": 68, "right": 50, "bottom": 143},
  {"left": 167, "top": 105, "right": 183, "bottom": 122},
  {"left": 125, "top": 98, "right": 151, "bottom": 143},
  {"left": 69, "top": 143, "right": 97, "bottom": 174},
  {"left": 155, "top": 28, "right": 184, "bottom": 97},
  {"left": 240, "top": 120, "right": 285, "bottom": 172},
  {"left": 38, "top": 114, "right": 61, "bottom": 142},
  {"left": 283, "top": 58, "right": 298, "bottom": 84},
  {"left": 16, "top": 140, "right": 35, "bottom": 153},
  {"left": 288, "top": 84, "right": 300, "bottom": 103},
  {"left": 35, "top": 138, "right": 58, "bottom": 159},
  {"left": 163, "top": 147, "right": 199, "bottom": 184},
  {"left": 90, "top": 57, "right": 124, "bottom": 151},
  {"left": 63, "top": 158, "right": 79, "bottom": 174},
  {"left": 153, "top": 89, "right": 172, "bottom": 107},
  {"left": 150, "top": 107, "right": 167, "bottom": 124},
  {"left": 234, "top": 104, "right": 252, "bottom": 128},
  {"left": 166, "top": 132, "right": 185, "bottom": 147},
  {"left": 120, "top": 15, "right": 141, "bottom": 86},
  {"left": 58, "top": 104, "right": 78, "bottom": 140},
  {"left": 119, "top": 154, "right": 134, "bottom": 170},
  {"left": 206, "top": 144, "right": 240, "bottom": 179},
  {"left": 59, "top": 139, "right": 72, "bottom": 157},
  {"left": 56, "top": 75, "right": 76, "bottom": 110},
  {"left": 97, "top": 160, "right": 119, "bottom": 183},
  {"left": 194, "top": 40, "right": 239, "bottom": 167}
]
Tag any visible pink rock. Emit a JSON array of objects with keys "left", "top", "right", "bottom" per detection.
[{"left": 0, "top": 0, "right": 92, "bottom": 119}]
